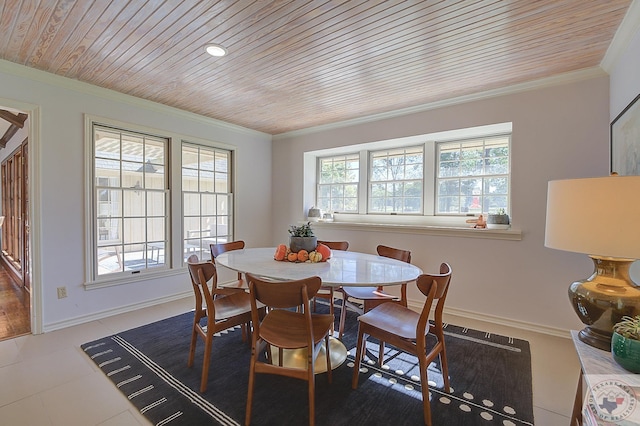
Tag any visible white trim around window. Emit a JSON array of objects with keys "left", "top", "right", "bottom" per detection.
[
  {"left": 303, "top": 122, "right": 521, "bottom": 240},
  {"left": 83, "top": 115, "right": 237, "bottom": 288}
]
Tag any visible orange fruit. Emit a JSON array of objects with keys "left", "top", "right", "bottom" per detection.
[
  {"left": 274, "top": 244, "right": 287, "bottom": 261},
  {"left": 315, "top": 243, "right": 331, "bottom": 260},
  {"left": 297, "top": 249, "right": 309, "bottom": 262},
  {"left": 287, "top": 252, "right": 298, "bottom": 262}
]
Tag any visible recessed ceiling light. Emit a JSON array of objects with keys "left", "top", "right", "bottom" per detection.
[{"left": 205, "top": 44, "right": 227, "bottom": 57}]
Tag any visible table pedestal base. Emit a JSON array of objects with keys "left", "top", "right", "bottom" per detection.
[{"left": 270, "top": 337, "right": 348, "bottom": 373}]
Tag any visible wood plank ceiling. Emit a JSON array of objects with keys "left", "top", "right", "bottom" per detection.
[{"left": 0, "top": 0, "right": 632, "bottom": 135}]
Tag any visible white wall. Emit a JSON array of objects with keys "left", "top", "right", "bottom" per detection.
[
  {"left": 610, "top": 15, "right": 640, "bottom": 118},
  {"left": 273, "top": 75, "right": 611, "bottom": 334},
  {"left": 0, "top": 61, "right": 272, "bottom": 331}
]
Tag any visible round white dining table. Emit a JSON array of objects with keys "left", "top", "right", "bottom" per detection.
[
  {"left": 215, "top": 247, "right": 423, "bottom": 372},
  {"left": 215, "top": 247, "right": 423, "bottom": 287}
]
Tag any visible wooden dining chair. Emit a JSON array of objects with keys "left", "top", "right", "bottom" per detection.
[
  {"left": 338, "top": 244, "right": 411, "bottom": 338},
  {"left": 351, "top": 263, "right": 452, "bottom": 426},
  {"left": 187, "top": 256, "right": 255, "bottom": 392},
  {"left": 245, "top": 273, "right": 333, "bottom": 426},
  {"left": 313, "top": 240, "right": 349, "bottom": 328},
  {"left": 210, "top": 240, "right": 248, "bottom": 294}
]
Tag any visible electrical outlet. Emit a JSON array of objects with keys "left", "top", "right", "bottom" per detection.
[{"left": 57, "top": 286, "right": 67, "bottom": 299}]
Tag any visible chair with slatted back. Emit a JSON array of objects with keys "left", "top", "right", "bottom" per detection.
[
  {"left": 187, "top": 256, "right": 255, "bottom": 392},
  {"left": 210, "top": 240, "right": 248, "bottom": 294},
  {"left": 352, "top": 263, "right": 452, "bottom": 426},
  {"left": 338, "top": 244, "right": 411, "bottom": 338},
  {"left": 245, "top": 273, "right": 333, "bottom": 426},
  {"left": 313, "top": 240, "right": 349, "bottom": 327}
]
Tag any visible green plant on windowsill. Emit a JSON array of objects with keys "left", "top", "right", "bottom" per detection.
[
  {"left": 612, "top": 315, "right": 640, "bottom": 373},
  {"left": 288, "top": 222, "right": 315, "bottom": 237}
]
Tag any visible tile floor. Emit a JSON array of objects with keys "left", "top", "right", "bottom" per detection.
[{"left": 0, "top": 296, "right": 580, "bottom": 425}]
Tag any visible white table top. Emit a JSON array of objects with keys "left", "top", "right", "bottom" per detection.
[{"left": 215, "top": 247, "right": 423, "bottom": 287}]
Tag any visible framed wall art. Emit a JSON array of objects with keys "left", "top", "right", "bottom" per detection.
[{"left": 611, "top": 93, "right": 640, "bottom": 175}]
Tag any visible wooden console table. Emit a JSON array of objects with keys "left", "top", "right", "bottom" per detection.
[{"left": 571, "top": 330, "right": 639, "bottom": 425}]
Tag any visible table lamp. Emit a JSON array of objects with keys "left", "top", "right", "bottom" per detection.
[{"left": 545, "top": 175, "right": 640, "bottom": 351}]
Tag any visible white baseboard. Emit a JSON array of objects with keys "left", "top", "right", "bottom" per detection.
[
  {"left": 41, "top": 286, "right": 571, "bottom": 340},
  {"left": 406, "top": 299, "right": 571, "bottom": 339},
  {"left": 42, "top": 290, "right": 192, "bottom": 333}
]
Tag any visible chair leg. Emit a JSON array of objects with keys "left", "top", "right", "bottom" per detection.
[
  {"left": 378, "top": 340, "right": 385, "bottom": 366},
  {"left": 328, "top": 288, "right": 335, "bottom": 334},
  {"left": 439, "top": 345, "right": 450, "bottom": 392},
  {"left": 325, "top": 334, "right": 332, "bottom": 384},
  {"left": 339, "top": 293, "right": 348, "bottom": 339},
  {"left": 418, "top": 356, "right": 433, "bottom": 426},
  {"left": 245, "top": 343, "right": 258, "bottom": 426},
  {"left": 351, "top": 327, "right": 367, "bottom": 389},
  {"left": 308, "top": 348, "right": 316, "bottom": 426},
  {"left": 188, "top": 323, "right": 198, "bottom": 368},
  {"left": 200, "top": 330, "right": 215, "bottom": 393}
]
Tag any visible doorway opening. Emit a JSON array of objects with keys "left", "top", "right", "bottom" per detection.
[{"left": 0, "top": 108, "right": 30, "bottom": 341}]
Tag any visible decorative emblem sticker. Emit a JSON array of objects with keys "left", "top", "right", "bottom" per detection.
[{"left": 587, "top": 379, "right": 637, "bottom": 422}]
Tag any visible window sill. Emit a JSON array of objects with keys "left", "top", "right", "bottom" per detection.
[
  {"left": 84, "top": 267, "right": 186, "bottom": 290},
  {"left": 311, "top": 220, "right": 522, "bottom": 241}
]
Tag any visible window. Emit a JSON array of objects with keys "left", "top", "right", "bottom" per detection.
[
  {"left": 182, "top": 143, "right": 233, "bottom": 262},
  {"left": 307, "top": 123, "right": 511, "bottom": 226},
  {"left": 317, "top": 154, "right": 359, "bottom": 213},
  {"left": 92, "top": 124, "right": 168, "bottom": 278},
  {"left": 369, "top": 146, "right": 424, "bottom": 214},
  {"left": 436, "top": 136, "right": 510, "bottom": 214}
]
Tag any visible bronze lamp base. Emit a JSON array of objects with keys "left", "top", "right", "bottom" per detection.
[{"left": 570, "top": 256, "right": 640, "bottom": 351}]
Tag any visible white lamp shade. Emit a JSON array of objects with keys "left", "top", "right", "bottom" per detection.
[{"left": 545, "top": 176, "right": 640, "bottom": 259}]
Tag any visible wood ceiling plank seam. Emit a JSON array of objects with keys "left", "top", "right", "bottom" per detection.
[
  {"left": 119, "top": 0, "right": 280, "bottom": 94},
  {"left": 298, "top": 51, "right": 606, "bottom": 112},
  {"left": 190, "top": 0, "right": 452, "bottom": 86},
  {"left": 279, "top": 38, "right": 608, "bottom": 102},
  {"left": 172, "top": 2, "right": 451, "bottom": 97},
  {"left": 99, "top": 1, "right": 302, "bottom": 89},
  {"left": 266, "top": 8, "right": 628, "bottom": 93},
  {"left": 181, "top": 45, "right": 604, "bottom": 130},
  {"left": 95, "top": 2, "right": 232, "bottom": 89},
  {"left": 76, "top": 0, "right": 169, "bottom": 82},
  {"left": 1, "top": 0, "right": 37, "bottom": 60},
  {"left": 252, "top": 0, "right": 624, "bottom": 89},
  {"left": 45, "top": 0, "right": 111, "bottom": 72},
  {"left": 127, "top": 0, "right": 420, "bottom": 98},
  {"left": 194, "top": 0, "right": 540, "bottom": 88},
  {"left": 206, "top": 42, "right": 604, "bottom": 114},
  {"left": 0, "top": 0, "right": 21, "bottom": 53},
  {"left": 222, "top": 0, "right": 334, "bottom": 55},
  {"left": 12, "top": 0, "right": 58, "bottom": 65},
  {"left": 91, "top": 0, "right": 193, "bottom": 87},
  {"left": 140, "top": 0, "right": 372, "bottom": 92},
  {"left": 27, "top": 0, "right": 89, "bottom": 69},
  {"left": 60, "top": 1, "right": 146, "bottom": 76}
]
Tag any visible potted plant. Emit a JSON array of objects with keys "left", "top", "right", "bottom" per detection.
[
  {"left": 486, "top": 208, "right": 510, "bottom": 229},
  {"left": 611, "top": 315, "right": 640, "bottom": 373},
  {"left": 288, "top": 222, "right": 317, "bottom": 252}
]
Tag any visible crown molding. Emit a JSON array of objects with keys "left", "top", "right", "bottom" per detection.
[
  {"left": 0, "top": 59, "right": 269, "bottom": 138},
  {"left": 601, "top": 0, "right": 640, "bottom": 72},
  {"left": 273, "top": 67, "right": 607, "bottom": 140}
]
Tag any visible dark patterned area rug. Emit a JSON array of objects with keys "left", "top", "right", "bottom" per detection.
[{"left": 82, "top": 304, "right": 533, "bottom": 426}]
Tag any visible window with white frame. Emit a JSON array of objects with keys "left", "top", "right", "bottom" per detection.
[
  {"left": 309, "top": 125, "right": 511, "bottom": 224},
  {"left": 317, "top": 154, "right": 359, "bottom": 213},
  {"left": 436, "top": 136, "right": 510, "bottom": 215},
  {"left": 369, "top": 146, "right": 424, "bottom": 214},
  {"left": 92, "top": 124, "right": 168, "bottom": 278},
  {"left": 182, "top": 143, "right": 233, "bottom": 262}
]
